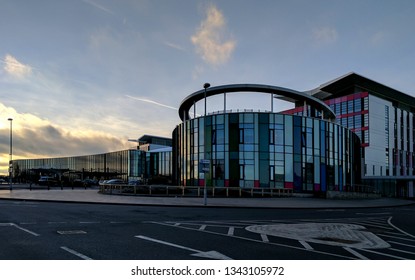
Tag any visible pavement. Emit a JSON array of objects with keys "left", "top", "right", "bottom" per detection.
[{"left": 0, "top": 184, "right": 414, "bottom": 209}]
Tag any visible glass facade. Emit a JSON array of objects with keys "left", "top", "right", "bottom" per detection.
[
  {"left": 173, "top": 112, "right": 361, "bottom": 193},
  {"left": 13, "top": 149, "right": 172, "bottom": 184},
  {"left": 284, "top": 92, "right": 369, "bottom": 147}
]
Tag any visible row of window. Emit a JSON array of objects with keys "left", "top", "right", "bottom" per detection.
[
  {"left": 393, "top": 106, "right": 415, "bottom": 176},
  {"left": 13, "top": 149, "right": 172, "bottom": 182},
  {"left": 173, "top": 113, "right": 361, "bottom": 191},
  {"left": 329, "top": 97, "right": 368, "bottom": 116}
]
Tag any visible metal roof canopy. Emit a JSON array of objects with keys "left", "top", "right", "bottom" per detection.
[
  {"left": 315, "top": 72, "right": 415, "bottom": 110},
  {"left": 178, "top": 84, "right": 335, "bottom": 121}
]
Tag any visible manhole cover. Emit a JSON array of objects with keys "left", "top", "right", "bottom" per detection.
[{"left": 246, "top": 223, "right": 390, "bottom": 249}]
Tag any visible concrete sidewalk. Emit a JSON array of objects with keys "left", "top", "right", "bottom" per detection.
[{"left": 0, "top": 187, "right": 414, "bottom": 208}]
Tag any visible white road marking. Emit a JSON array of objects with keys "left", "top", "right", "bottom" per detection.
[
  {"left": 149, "top": 221, "right": 357, "bottom": 260},
  {"left": 358, "top": 220, "right": 390, "bottom": 226},
  {"left": 227, "top": 227, "right": 235, "bottom": 236},
  {"left": 61, "top": 246, "right": 93, "bottom": 260},
  {"left": 260, "top": 234, "right": 269, "bottom": 243},
  {"left": 352, "top": 222, "right": 391, "bottom": 230},
  {"left": 383, "top": 231, "right": 407, "bottom": 236},
  {"left": 388, "top": 248, "right": 415, "bottom": 255},
  {"left": 0, "top": 223, "right": 12, "bottom": 226},
  {"left": 135, "top": 235, "right": 232, "bottom": 260},
  {"left": 356, "top": 212, "right": 391, "bottom": 215},
  {"left": 358, "top": 248, "right": 408, "bottom": 260},
  {"left": 387, "top": 217, "right": 415, "bottom": 239},
  {"left": 57, "top": 230, "right": 87, "bottom": 235},
  {"left": 210, "top": 221, "right": 252, "bottom": 226},
  {"left": 343, "top": 247, "right": 369, "bottom": 260},
  {"left": 378, "top": 234, "right": 415, "bottom": 242},
  {"left": 246, "top": 223, "right": 390, "bottom": 249},
  {"left": 79, "top": 221, "right": 100, "bottom": 224},
  {"left": 388, "top": 241, "right": 415, "bottom": 248},
  {"left": 317, "top": 209, "right": 345, "bottom": 212},
  {"left": 10, "top": 223, "right": 40, "bottom": 237},
  {"left": 165, "top": 221, "right": 243, "bottom": 228},
  {"left": 299, "top": 240, "right": 314, "bottom": 250}
]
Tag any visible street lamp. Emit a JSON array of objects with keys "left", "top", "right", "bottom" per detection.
[
  {"left": 203, "top": 83, "right": 210, "bottom": 206},
  {"left": 8, "top": 118, "right": 13, "bottom": 191},
  {"left": 204, "top": 83, "right": 210, "bottom": 116}
]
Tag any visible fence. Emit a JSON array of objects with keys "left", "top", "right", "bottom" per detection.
[{"left": 99, "top": 184, "right": 293, "bottom": 198}]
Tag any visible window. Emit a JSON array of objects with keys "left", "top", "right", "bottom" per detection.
[
  {"left": 301, "top": 131, "right": 306, "bottom": 147},
  {"left": 269, "top": 129, "right": 274, "bottom": 144},
  {"left": 364, "top": 114, "right": 369, "bottom": 127},
  {"left": 239, "top": 165, "right": 244, "bottom": 179},
  {"left": 213, "top": 160, "right": 224, "bottom": 179},
  {"left": 363, "top": 97, "right": 369, "bottom": 110},
  {"left": 216, "top": 129, "right": 224, "bottom": 144},
  {"left": 244, "top": 128, "right": 254, "bottom": 143},
  {"left": 211, "top": 129, "right": 216, "bottom": 144},
  {"left": 385, "top": 105, "right": 389, "bottom": 148},
  {"left": 341, "top": 102, "right": 347, "bottom": 115},
  {"left": 348, "top": 117, "right": 354, "bottom": 128},
  {"left": 347, "top": 100, "right": 354, "bottom": 114},
  {"left": 364, "top": 130, "right": 369, "bottom": 144},
  {"left": 355, "top": 98, "right": 362, "bottom": 112},
  {"left": 335, "top": 103, "right": 341, "bottom": 115},
  {"left": 275, "top": 129, "right": 284, "bottom": 145},
  {"left": 239, "top": 129, "right": 244, "bottom": 144},
  {"left": 354, "top": 115, "right": 362, "bottom": 128}
]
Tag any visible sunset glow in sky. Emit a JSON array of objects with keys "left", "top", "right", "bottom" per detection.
[{"left": 1, "top": 0, "right": 415, "bottom": 175}]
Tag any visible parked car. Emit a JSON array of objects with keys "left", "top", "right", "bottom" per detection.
[
  {"left": 102, "top": 179, "right": 126, "bottom": 185},
  {"left": 128, "top": 179, "right": 143, "bottom": 186},
  {"left": 38, "top": 176, "right": 58, "bottom": 186},
  {"left": 83, "top": 178, "right": 98, "bottom": 187}
]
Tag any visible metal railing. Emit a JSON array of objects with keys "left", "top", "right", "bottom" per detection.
[
  {"left": 342, "top": 184, "right": 379, "bottom": 194},
  {"left": 99, "top": 184, "right": 293, "bottom": 198}
]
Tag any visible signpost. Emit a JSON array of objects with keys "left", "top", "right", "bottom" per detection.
[{"left": 199, "top": 159, "right": 210, "bottom": 205}]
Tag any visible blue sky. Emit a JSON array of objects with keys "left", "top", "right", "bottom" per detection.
[{"left": 1, "top": 0, "right": 415, "bottom": 174}]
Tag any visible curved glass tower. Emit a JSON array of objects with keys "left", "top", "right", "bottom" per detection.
[{"left": 173, "top": 84, "right": 361, "bottom": 193}]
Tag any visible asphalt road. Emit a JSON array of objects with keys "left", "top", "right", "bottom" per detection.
[{"left": 1, "top": 200, "right": 415, "bottom": 260}]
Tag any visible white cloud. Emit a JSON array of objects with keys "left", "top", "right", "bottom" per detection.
[
  {"left": 163, "top": 41, "right": 186, "bottom": 51},
  {"left": 0, "top": 103, "right": 130, "bottom": 175},
  {"left": 2, "top": 54, "right": 32, "bottom": 78},
  {"left": 191, "top": 5, "right": 236, "bottom": 66},
  {"left": 82, "top": 0, "right": 114, "bottom": 15},
  {"left": 312, "top": 26, "right": 338, "bottom": 45},
  {"left": 125, "top": 95, "right": 177, "bottom": 111}
]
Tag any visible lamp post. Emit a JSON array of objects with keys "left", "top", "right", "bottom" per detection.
[
  {"left": 203, "top": 83, "right": 210, "bottom": 206},
  {"left": 8, "top": 118, "right": 13, "bottom": 191}
]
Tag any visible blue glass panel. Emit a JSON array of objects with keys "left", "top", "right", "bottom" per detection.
[
  {"left": 284, "top": 115, "right": 293, "bottom": 146},
  {"left": 285, "top": 154, "right": 293, "bottom": 182},
  {"left": 294, "top": 126, "right": 301, "bottom": 154},
  {"left": 294, "top": 162, "right": 302, "bottom": 191},
  {"left": 320, "top": 163, "right": 326, "bottom": 191}
]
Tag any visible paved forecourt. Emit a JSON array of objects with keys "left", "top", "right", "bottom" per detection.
[{"left": 0, "top": 185, "right": 413, "bottom": 209}]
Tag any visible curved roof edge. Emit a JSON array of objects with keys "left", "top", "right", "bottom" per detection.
[{"left": 178, "top": 84, "right": 335, "bottom": 121}]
